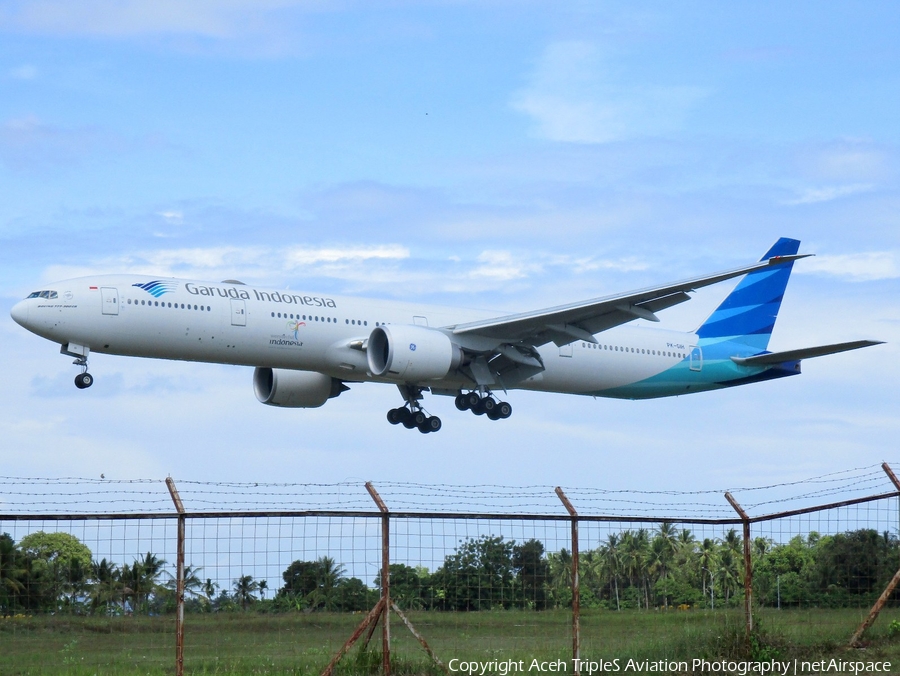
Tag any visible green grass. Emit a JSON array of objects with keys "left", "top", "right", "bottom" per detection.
[{"left": 3, "top": 608, "right": 900, "bottom": 675}]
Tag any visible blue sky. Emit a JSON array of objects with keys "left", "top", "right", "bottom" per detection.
[{"left": 1, "top": 2, "right": 898, "bottom": 501}]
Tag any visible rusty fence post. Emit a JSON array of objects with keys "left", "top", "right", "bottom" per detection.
[
  {"left": 725, "top": 492, "right": 752, "bottom": 641},
  {"left": 366, "top": 482, "right": 391, "bottom": 676},
  {"left": 555, "top": 487, "right": 580, "bottom": 675},
  {"left": 165, "top": 477, "right": 186, "bottom": 676},
  {"left": 849, "top": 463, "right": 900, "bottom": 647},
  {"left": 322, "top": 483, "right": 447, "bottom": 676}
]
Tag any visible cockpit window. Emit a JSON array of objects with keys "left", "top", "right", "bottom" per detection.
[{"left": 27, "top": 290, "right": 58, "bottom": 299}]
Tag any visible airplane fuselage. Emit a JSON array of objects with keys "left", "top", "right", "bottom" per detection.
[{"left": 11, "top": 274, "right": 779, "bottom": 402}]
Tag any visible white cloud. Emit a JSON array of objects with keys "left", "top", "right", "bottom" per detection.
[
  {"left": 0, "top": 115, "right": 126, "bottom": 171},
  {"left": 469, "top": 250, "right": 549, "bottom": 282},
  {"left": 511, "top": 41, "right": 706, "bottom": 144},
  {"left": 9, "top": 64, "right": 37, "bottom": 79},
  {"left": 156, "top": 210, "right": 184, "bottom": 225},
  {"left": 284, "top": 245, "right": 409, "bottom": 267},
  {"left": 0, "top": 0, "right": 311, "bottom": 38},
  {"left": 812, "top": 144, "right": 890, "bottom": 182},
  {"left": 783, "top": 183, "right": 874, "bottom": 205},
  {"left": 799, "top": 252, "right": 900, "bottom": 282}
]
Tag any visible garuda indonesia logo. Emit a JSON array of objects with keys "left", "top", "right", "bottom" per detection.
[{"left": 132, "top": 280, "right": 178, "bottom": 297}]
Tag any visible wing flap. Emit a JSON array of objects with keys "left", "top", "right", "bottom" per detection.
[{"left": 731, "top": 340, "right": 884, "bottom": 366}]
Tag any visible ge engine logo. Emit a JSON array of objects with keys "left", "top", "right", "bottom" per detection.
[{"left": 409, "top": 343, "right": 417, "bottom": 351}]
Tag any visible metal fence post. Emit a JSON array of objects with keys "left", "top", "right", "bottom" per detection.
[
  {"left": 849, "top": 463, "right": 900, "bottom": 646},
  {"left": 725, "top": 492, "right": 752, "bottom": 640},
  {"left": 366, "top": 482, "right": 391, "bottom": 676},
  {"left": 165, "top": 477, "right": 186, "bottom": 676},
  {"left": 555, "top": 487, "right": 580, "bottom": 675}
]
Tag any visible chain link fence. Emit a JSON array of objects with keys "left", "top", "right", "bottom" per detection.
[{"left": 3, "top": 466, "right": 900, "bottom": 675}]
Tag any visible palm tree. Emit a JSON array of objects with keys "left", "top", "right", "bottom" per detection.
[
  {"left": 621, "top": 529, "right": 650, "bottom": 609},
  {"left": 697, "top": 538, "right": 718, "bottom": 603},
  {"left": 258, "top": 579, "right": 268, "bottom": 601},
  {"left": 90, "top": 558, "right": 122, "bottom": 615},
  {"left": 130, "top": 552, "right": 167, "bottom": 613},
  {"left": 645, "top": 537, "right": 672, "bottom": 608},
  {"left": 720, "top": 529, "right": 744, "bottom": 606},
  {"left": 307, "top": 556, "right": 345, "bottom": 610},
  {"left": 0, "top": 535, "right": 26, "bottom": 610},
  {"left": 601, "top": 534, "right": 621, "bottom": 611},
  {"left": 547, "top": 549, "right": 573, "bottom": 607},
  {"left": 233, "top": 575, "right": 259, "bottom": 611},
  {"left": 203, "top": 578, "right": 219, "bottom": 604},
  {"left": 168, "top": 564, "right": 205, "bottom": 603}
]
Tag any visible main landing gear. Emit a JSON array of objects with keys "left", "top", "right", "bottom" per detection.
[
  {"left": 386, "top": 386, "right": 511, "bottom": 433},
  {"left": 387, "top": 384, "right": 442, "bottom": 434},
  {"left": 387, "top": 406, "right": 442, "bottom": 434},
  {"left": 454, "top": 391, "right": 512, "bottom": 420}
]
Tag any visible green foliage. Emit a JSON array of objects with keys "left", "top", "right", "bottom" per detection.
[
  {"left": 276, "top": 556, "right": 373, "bottom": 612},
  {"left": 17, "top": 532, "right": 93, "bottom": 571},
  {"left": 431, "top": 535, "right": 516, "bottom": 611},
  {"left": 4, "top": 524, "right": 899, "bottom": 619}
]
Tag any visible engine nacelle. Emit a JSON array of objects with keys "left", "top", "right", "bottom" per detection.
[
  {"left": 367, "top": 324, "right": 464, "bottom": 382},
  {"left": 253, "top": 368, "right": 343, "bottom": 408}
]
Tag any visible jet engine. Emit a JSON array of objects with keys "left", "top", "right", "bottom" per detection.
[
  {"left": 367, "top": 324, "right": 464, "bottom": 381},
  {"left": 253, "top": 368, "right": 345, "bottom": 408}
]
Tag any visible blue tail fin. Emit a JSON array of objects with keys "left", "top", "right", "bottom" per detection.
[{"left": 696, "top": 237, "right": 800, "bottom": 351}]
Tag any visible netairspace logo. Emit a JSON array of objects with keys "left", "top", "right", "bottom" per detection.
[{"left": 132, "top": 280, "right": 178, "bottom": 297}]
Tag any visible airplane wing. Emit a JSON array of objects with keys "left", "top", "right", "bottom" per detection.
[
  {"left": 450, "top": 253, "right": 810, "bottom": 349},
  {"left": 730, "top": 340, "right": 884, "bottom": 366}
]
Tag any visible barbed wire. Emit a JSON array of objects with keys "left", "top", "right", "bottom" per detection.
[{"left": 1, "top": 462, "right": 897, "bottom": 520}]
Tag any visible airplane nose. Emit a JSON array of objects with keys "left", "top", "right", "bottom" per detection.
[{"left": 10, "top": 300, "right": 29, "bottom": 327}]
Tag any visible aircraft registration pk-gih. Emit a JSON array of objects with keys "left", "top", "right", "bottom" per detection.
[{"left": 10, "top": 238, "right": 883, "bottom": 433}]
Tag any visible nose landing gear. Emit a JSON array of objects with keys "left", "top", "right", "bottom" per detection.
[
  {"left": 73, "top": 357, "right": 93, "bottom": 389},
  {"left": 62, "top": 343, "right": 94, "bottom": 389}
]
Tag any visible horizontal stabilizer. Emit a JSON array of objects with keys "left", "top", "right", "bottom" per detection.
[{"left": 731, "top": 340, "right": 884, "bottom": 366}]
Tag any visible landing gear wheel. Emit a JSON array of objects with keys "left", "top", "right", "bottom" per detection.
[
  {"left": 75, "top": 373, "right": 93, "bottom": 389},
  {"left": 496, "top": 401, "right": 512, "bottom": 419},
  {"left": 487, "top": 407, "right": 502, "bottom": 421},
  {"left": 481, "top": 397, "right": 496, "bottom": 415},
  {"left": 455, "top": 393, "right": 470, "bottom": 411},
  {"left": 464, "top": 392, "right": 481, "bottom": 409},
  {"left": 401, "top": 409, "right": 417, "bottom": 429},
  {"left": 418, "top": 416, "right": 442, "bottom": 434},
  {"left": 387, "top": 408, "right": 404, "bottom": 425}
]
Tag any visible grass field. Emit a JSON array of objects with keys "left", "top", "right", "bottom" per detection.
[{"left": 3, "top": 608, "right": 900, "bottom": 675}]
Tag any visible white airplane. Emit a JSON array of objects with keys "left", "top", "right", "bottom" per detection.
[{"left": 10, "top": 238, "right": 882, "bottom": 433}]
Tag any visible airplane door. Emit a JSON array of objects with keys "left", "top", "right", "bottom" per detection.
[
  {"left": 100, "top": 287, "right": 119, "bottom": 315},
  {"left": 559, "top": 343, "right": 573, "bottom": 358},
  {"left": 230, "top": 299, "right": 246, "bottom": 327},
  {"left": 690, "top": 345, "right": 702, "bottom": 372}
]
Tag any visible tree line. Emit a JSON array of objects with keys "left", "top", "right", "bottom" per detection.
[{"left": 2, "top": 525, "right": 898, "bottom": 615}]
